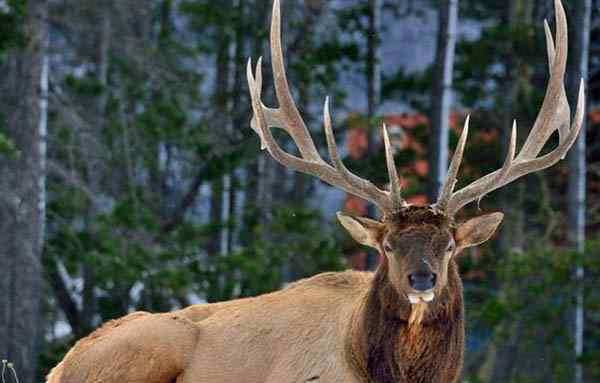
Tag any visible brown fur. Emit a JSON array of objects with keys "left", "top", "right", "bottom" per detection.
[
  {"left": 386, "top": 205, "right": 455, "bottom": 230},
  {"left": 47, "top": 311, "right": 200, "bottom": 383},
  {"left": 346, "top": 256, "right": 464, "bottom": 383}
]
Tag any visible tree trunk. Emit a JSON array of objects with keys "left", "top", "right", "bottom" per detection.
[
  {"left": 366, "top": 0, "right": 382, "bottom": 150},
  {"left": 227, "top": 0, "right": 247, "bottom": 252},
  {"left": 209, "top": 177, "right": 224, "bottom": 254},
  {"left": 360, "top": 0, "right": 382, "bottom": 224},
  {"left": 290, "top": 3, "right": 322, "bottom": 206},
  {"left": 78, "top": 4, "right": 112, "bottom": 335},
  {"left": 497, "top": 0, "right": 534, "bottom": 254},
  {"left": 242, "top": 0, "right": 269, "bottom": 246},
  {"left": 485, "top": 1, "right": 534, "bottom": 381},
  {"left": 0, "top": 1, "right": 48, "bottom": 381},
  {"left": 567, "top": 2, "right": 590, "bottom": 383},
  {"left": 427, "top": 0, "right": 458, "bottom": 202},
  {"left": 208, "top": 2, "right": 232, "bottom": 256}
]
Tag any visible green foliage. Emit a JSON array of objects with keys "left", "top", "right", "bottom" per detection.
[
  {"left": 383, "top": 67, "right": 433, "bottom": 112},
  {"left": 461, "top": 241, "right": 600, "bottom": 382},
  {"left": 45, "top": 196, "right": 342, "bottom": 326},
  {"left": 0, "top": 0, "right": 26, "bottom": 55},
  {"left": 64, "top": 74, "right": 104, "bottom": 97},
  {"left": 0, "top": 128, "right": 18, "bottom": 158},
  {"left": 0, "top": 1, "right": 24, "bottom": 175},
  {"left": 199, "top": 207, "right": 343, "bottom": 302}
]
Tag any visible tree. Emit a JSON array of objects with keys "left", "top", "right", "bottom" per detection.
[
  {"left": 566, "top": 1, "right": 591, "bottom": 382},
  {"left": 427, "top": 0, "right": 459, "bottom": 202},
  {"left": 0, "top": 1, "right": 48, "bottom": 382},
  {"left": 367, "top": 0, "right": 382, "bottom": 124}
]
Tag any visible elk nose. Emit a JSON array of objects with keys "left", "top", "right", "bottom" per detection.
[{"left": 408, "top": 272, "right": 436, "bottom": 291}]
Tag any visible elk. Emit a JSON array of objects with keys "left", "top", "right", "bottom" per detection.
[{"left": 47, "top": 0, "right": 583, "bottom": 382}]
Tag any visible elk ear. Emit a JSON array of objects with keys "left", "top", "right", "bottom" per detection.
[
  {"left": 455, "top": 212, "right": 504, "bottom": 251},
  {"left": 336, "top": 212, "right": 383, "bottom": 250}
]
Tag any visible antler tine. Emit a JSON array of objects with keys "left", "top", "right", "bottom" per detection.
[
  {"left": 270, "top": 0, "right": 320, "bottom": 162},
  {"left": 247, "top": 57, "right": 296, "bottom": 164},
  {"left": 247, "top": 0, "right": 397, "bottom": 214},
  {"left": 435, "top": 115, "right": 470, "bottom": 211},
  {"left": 322, "top": 98, "right": 394, "bottom": 211},
  {"left": 440, "top": 0, "right": 585, "bottom": 216},
  {"left": 544, "top": 19, "right": 555, "bottom": 70},
  {"left": 382, "top": 124, "right": 405, "bottom": 208},
  {"left": 468, "top": 120, "right": 517, "bottom": 207},
  {"left": 518, "top": 0, "right": 570, "bottom": 159},
  {"left": 505, "top": 120, "right": 518, "bottom": 170}
]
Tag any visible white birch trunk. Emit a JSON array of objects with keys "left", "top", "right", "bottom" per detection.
[
  {"left": 38, "top": 33, "right": 49, "bottom": 248},
  {"left": 567, "top": 2, "right": 591, "bottom": 382},
  {"left": 428, "top": 0, "right": 458, "bottom": 201}
]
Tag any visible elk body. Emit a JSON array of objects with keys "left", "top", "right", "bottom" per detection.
[{"left": 47, "top": 1, "right": 584, "bottom": 382}]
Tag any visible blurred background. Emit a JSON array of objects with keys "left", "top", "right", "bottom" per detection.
[{"left": 0, "top": 0, "right": 599, "bottom": 382}]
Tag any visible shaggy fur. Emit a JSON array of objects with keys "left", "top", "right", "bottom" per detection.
[
  {"left": 346, "top": 257, "right": 464, "bottom": 383},
  {"left": 386, "top": 205, "right": 454, "bottom": 230}
]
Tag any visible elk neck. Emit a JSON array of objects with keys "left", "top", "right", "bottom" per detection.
[{"left": 345, "top": 256, "right": 464, "bottom": 383}]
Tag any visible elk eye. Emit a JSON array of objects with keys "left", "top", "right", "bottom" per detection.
[{"left": 384, "top": 243, "right": 393, "bottom": 253}]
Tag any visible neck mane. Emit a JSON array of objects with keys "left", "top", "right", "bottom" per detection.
[{"left": 345, "top": 257, "right": 464, "bottom": 383}]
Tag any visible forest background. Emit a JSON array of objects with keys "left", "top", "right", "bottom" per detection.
[{"left": 0, "top": 0, "right": 599, "bottom": 382}]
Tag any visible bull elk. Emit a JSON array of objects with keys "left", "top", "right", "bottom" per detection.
[{"left": 47, "top": 0, "right": 584, "bottom": 382}]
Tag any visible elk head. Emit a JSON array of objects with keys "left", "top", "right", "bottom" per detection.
[
  {"left": 336, "top": 205, "right": 503, "bottom": 305},
  {"left": 247, "top": 0, "right": 584, "bottom": 308}
]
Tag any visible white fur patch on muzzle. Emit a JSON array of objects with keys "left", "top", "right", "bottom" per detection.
[{"left": 407, "top": 291, "right": 435, "bottom": 304}]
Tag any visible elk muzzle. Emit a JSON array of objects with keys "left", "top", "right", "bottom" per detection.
[{"left": 408, "top": 271, "right": 436, "bottom": 291}]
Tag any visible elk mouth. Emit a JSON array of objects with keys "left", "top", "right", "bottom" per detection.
[{"left": 407, "top": 290, "right": 435, "bottom": 304}]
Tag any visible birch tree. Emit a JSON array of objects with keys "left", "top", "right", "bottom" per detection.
[
  {"left": 567, "top": 1, "right": 591, "bottom": 382},
  {"left": 428, "top": 0, "right": 459, "bottom": 202},
  {"left": 0, "top": 1, "right": 48, "bottom": 381}
]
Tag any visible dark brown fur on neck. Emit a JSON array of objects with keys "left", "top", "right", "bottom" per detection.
[{"left": 346, "top": 256, "right": 465, "bottom": 383}]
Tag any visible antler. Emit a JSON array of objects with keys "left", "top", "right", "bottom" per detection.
[
  {"left": 436, "top": 0, "right": 585, "bottom": 216},
  {"left": 247, "top": 0, "right": 405, "bottom": 214}
]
